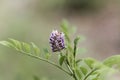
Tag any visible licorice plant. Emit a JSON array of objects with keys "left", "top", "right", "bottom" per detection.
[{"left": 0, "top": 20, "right": 120, "bottom": 80}]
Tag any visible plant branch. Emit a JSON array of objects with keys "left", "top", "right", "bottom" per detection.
[
  {"left": 60, "top": 52, "right": 73, "bottom": 75},
  {"left": 83, "top": 68, "right": 98, "bottom": 80},
  {"left": 18, "top": 50, "right": 72, "bottom": 76},
  {"left": 65, "top": 59, "right": 73, "bottom": 74}
]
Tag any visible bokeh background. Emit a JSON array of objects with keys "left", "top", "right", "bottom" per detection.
[{"left": 0, "top": 0, "right": 120, "bottom": 80}]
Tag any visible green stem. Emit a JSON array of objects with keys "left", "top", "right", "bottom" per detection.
[
  {"left": 65, "top": 50, "right": 78, "bottom": 80},
  {"left": 19, "top": 50, "right": 72, "bottom": 76},
  {"left": 65, "top": 59, "right": 73, "bottom": 74},
  {"left": 73, "top": 52, "right": 78, "bottom": 80},
  {"left": 73, "top": 74, "right": 78, "bottom": 80},
  {"left": 83, "top": 68, "right": 97, "bottom": 80},
  {"left": 72, "top": 69, "right": 78, "bottom": 80},
  {"left": 73, "top": 44, "right": 77, "bottom": 58},
  {"left": 60, "top": 52, "right": 73, "bottom": 75}
]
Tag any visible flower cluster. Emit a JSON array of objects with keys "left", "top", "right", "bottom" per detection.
[{"left": 49, "top": 30, "right": 65, "bottom": 52}]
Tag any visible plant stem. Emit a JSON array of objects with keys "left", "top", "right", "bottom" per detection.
[
  {"left": 73, "top": 74, "right": 78, "bottom": 80},
  {"left": 73, "top": 44, "right": 77, "bottom": 58},
  {"left": 83, "top": 68, "right": 97, "bottom": 80},
  {"left": 19, "top": 50, "right": 72, "bottom": 76},
  {"left": 65, "top": 50, "right": 78, "bottom": 80},
  {"left": 60, "top": 52, "right": 73, "bottom": 75},
  {"left": 65, "top": 59, "right": 74, "bottom": 74}
]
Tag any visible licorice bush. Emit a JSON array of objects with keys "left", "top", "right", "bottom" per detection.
[{"left": 0, "top": 21, "right": 120, "bottom": 80}]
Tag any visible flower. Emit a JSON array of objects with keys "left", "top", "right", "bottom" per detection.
[{"left": 49, "top": 30, "right": 65, "bottom": 52}]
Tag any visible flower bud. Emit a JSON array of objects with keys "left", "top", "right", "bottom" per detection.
[{"left": 49, "top": 30, "right": 65, "bottom": 52}]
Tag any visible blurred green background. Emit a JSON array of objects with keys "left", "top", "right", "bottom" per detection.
[{"left": 0, "top": 0, "right": 120, "bottom": 80}]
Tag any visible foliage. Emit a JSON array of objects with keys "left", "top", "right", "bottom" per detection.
[{"left": 0, "top": 21, "right": 120, "bottom": 80}]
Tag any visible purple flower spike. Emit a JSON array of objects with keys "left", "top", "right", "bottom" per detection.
[{"left": 49, "top": 30, "right": 65, "bottom": 52}]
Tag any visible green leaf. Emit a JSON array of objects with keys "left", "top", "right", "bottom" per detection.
[
  {"left": 74, "top": 36, "right": 80, "bottom": 45},
  {"left": 84, "top": 58, "right": 97, "bottom": 69},
  {"left": 45, "top": 53, "right": 51, "bottom": 59},
  {"left": 73, "top": 36, "right": 80, "bottom": 57},
  {"left": 31, "top": 42, "right": 40, "bottom": 56},
  {"left": 9, "top": 38, "right": 22, "bottom": 50},
  {"left": 78, "top": 60, "right": 91, "bottom": 75},
  {"left": 61, "top": 20, "right": 71, "bottom": 43},
  {"left": 0, "top": 41, "right": 14, "bottom": 48},
  {"left": 67, "top": 44, "right": 73, "bottom": 53},
  {"left": 43, "top": 48, "right": 51, "bottom": 59},
  {"left": 75, "top": 68, "right": 82, "bottom": 80},
  {"left": 80, "top": 66, "right": 88, "bottom": 75},
  {"left": 61, "top": 20, "right": 69, "bottom": 33},
  {"left": 22, "top": 42, "right": 31, "bottom": 53},
  {"left": 76, "top": 59, "right": 82, "bottom": 64},
  {"left": 87, "top": 74, "right": 99, "bottom": 80},
  {"left": 61, "top": 20, "right": 77, "bottom": 34},
  {"left": 75, "top": 61, "right": 87, "bottom": 80},
  {"left": 0, "top": 39, "right": 39, "bottom": 56},
  {"left": 75, "top": 58, "right": 103, "bottom": 80},
  {"left": 103, "top": 55, "right": 120, "bottom": 70},
  {"left": 59, "top": 56, "right": 65, "bottom": 66},
  {"left": 43, "top": 48, "right": 49, "bottom": 53}
]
